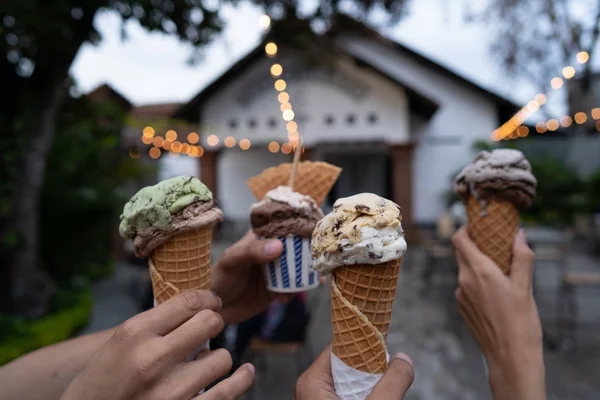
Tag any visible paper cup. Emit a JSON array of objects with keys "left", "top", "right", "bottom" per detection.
[{"left": 262, "top": 235, "right": 320, "bottom": 293}]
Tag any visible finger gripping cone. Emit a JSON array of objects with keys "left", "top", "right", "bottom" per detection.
[
  {"left": 465, "top": 196, "right": 519, "bottom": 274},
  {"left": 149, "top": 226, "right": 213, "bottom": 304}
]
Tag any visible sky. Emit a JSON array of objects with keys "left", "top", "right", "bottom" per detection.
[{"left": 70, "top": 0, "right": 569, "bottom": 117}]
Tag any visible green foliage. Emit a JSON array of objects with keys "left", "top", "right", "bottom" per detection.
[
  {"left": 39, "top": 95, "right": 145, "bottom": 284},
  {"left": 0, "top": 286, "right": 92, "bottom": 366},
  {"left": 523, "top": 157, "right": 589, "bottom": 226}
]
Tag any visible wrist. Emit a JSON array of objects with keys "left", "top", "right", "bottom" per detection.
[{"left": 487, "top": 349, "right": 546, "bottom": 400}]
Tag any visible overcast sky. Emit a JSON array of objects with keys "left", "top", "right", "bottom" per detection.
[{"left": 70, "top": 0, "right": 570, "bottom": 117}]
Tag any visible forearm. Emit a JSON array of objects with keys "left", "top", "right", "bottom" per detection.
[
  {"left": 0, "top": 328, "right": 116, "bottom": 400},
  {"left": 488, "top": 351, "right": 547, "bottom": 400}
]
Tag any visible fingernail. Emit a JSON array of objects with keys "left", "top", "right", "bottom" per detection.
[
  {"left": 516, "top": 229, "right": 526, "bottom": 244},
  {"left": 245, "top": 363, "right": 255, "bottom": 376},
  {"left": 212, "top": 291, "right": 223, "bottom": 310},
  {"left": 264, "top": 240, "right": 281, "bottom": 257},
  {"left": 393, "top": 352, "right": 413, "bottom": 367}
]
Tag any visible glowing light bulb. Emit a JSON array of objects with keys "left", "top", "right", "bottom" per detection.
[
  {"left": 172, "top": 141, "right": 182, "bottom": 152},
  {"left": 206, "top": 134, "right": 219, "bottom": 146},
  {"left": 239, "top": 138, "right": 251, "bottom": 150},
  {"left": 278, "top": 92, "right": 290, "bottom": 103},
  {"left": 576, "top": 51, "right": 590, "bottom": 64},
  {"left": 280, "top": 102, "right": 292, "bottom": 112},
  {"left": 187, "top": 132, "right": 199, "bottom": 144},
  {"left": 547, "top": 119, "right": 559, "bottom": 131},
  {"left": 149, "top": 147, "right": 161, "bottom": 159},
  {"left": 281, "top": 143, "right": 292, "bottom": 154},
  {"left": 153, "top": 136, "right": 164, "bottom": 147},
  {"left": 574, "top": 112, "right": 587, "bottom": 124},
  {"left": 535, "top": 94, "right": 547, "bottom": 104},
  {"left": 282, "top": 109, "right": 295, "bottom": 121},
  {"left": 592, "top": 108, "right": 600, "bottom": 120},
  {"left": 288, "top": 131, "right": 299, "bottom": 141},
  {"left": 551, "top": 77, "right": 564, "bottom": 89},
  {"left": 143, "top": 126, "right": 155, "bottom": 138},
  {"left": 258, "top": 15, "right": 271, "bottom": 29},
  {"left": 142, "top": 136, "right": 153, "bottom": 145},
  {"left": 166, "top": 130, "right": 177, "bottom": 141},
  {"left": 562, "top": 66, "right": 576, "bottom": 79},
  {"left": 286, "top": 121, "right": 298, "bottom": 132},
  {"left": 517, "top": 126, "right": 529, "bottom": 137},
  {"left": 265, "top": 42, "right": 277, "bottom": 57},
  {"left": 196, "top": 146, "right": 204, "bottom": 157},
  {"left": 162, "top": 140, "right": 172, "bottom": 150},
  {"left": 268, "top": 141, "right": 280, "bottom": 153},
  {"left": 274, "top": 79, "right": 286, "bottom": 91},
  {"left": 560, "top": 116, "right": 573, "bottom": 127},
  {"left": 536, "top": 122, "right": 547, "bottom": 133},
  {"left": 181, "top": 143, "right": 190, "bottom": 153},
  {"left": 224, "top": 136, "right": 236, "bottom": 148},
  {"left": 527, "top": 100, "right": 540, "bottom": 112},
  {"left": 271, "top": 64, "right": 283, "bottom": 77}
]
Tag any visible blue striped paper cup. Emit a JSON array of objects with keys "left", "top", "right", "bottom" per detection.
[{"left": 262, "top": 235, "right": 320, "bottom": 293}]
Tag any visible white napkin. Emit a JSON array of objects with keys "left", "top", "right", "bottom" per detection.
[{"left": 331, "top": 351, "right": 390, "bottom": 400}]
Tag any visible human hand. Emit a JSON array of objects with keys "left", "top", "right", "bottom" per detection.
[
  {"left": 295, "top": 344, "right": 414, "bottom": 400},
  {"left": 453, "top": 227, "right": 546, "bottom": 400},
  {"left": 211, "top": 230, "right": 325, "bottom": 325},
  {"left": 60, "top": 291, "right": 254, "bottom": 400}
]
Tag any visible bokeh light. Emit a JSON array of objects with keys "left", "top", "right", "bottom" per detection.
[
  {"left": 280, "top": 102, "right": 292, "bottom": 111},
  {"left": 535, "top": 122, "right": 547, "bottom": 133},
  {"left": 288, "top": 131, "right": 299, "bottom": 141},
  {"left": 526, "top": 100, "right": 539, "bottom": 112},
  {"left": 206, "top": 134, "right": 219, "bottom": 146},
  {"left": 224, "top": 136, "right": 236, "bottom": 148},
  {"left": 592, "top": 108, "right": 600, "bottom": 120},
  {"left": 142, "top": 135, "right": 153, "bottom": 145},
  {"left": 268, "top": 141, "right": 280, "bottom": 153},
  {"left": 517, "top": 126, "right": 529, "bottom": 137},
  {"left": 143, "top": 126, "right": 155, "bottom": 138},
  {"left": 166, "top": 130, "right": 177, "bottom": 141},
  {"left": 560, "top": 116, "right": 573, "bottom": 127},
  {"left": 129, "top": 149, "right": 140, "bottom": 159},
  {"left": 265, "top": 42, "right": 277, "bottom": 57},
  {"left": 535, "top": 94, "right": 547, "bottom": 104},
  {"left": 196, "top": 146, "right": 205, "bottom": 157},
  {"left": 547, "top": 119, "right": 559, "bottom": 131},
  {"left": 551, "top": 77, "right": 564, "bottom": 89},
  {"left": 596, "top": 121, "right": 600, "bottom": 131},
  {"left": 259, "top": 15, "right": 271, "bottom": 29},
  {"left": 274, "top": 79, "right": 286, "bottom": 91},
  {"left": 188, "top": 132, "right": 199, "bottom": 144},
  {"left": 286, "top": 121, "right": 298, "bottom": 132},
  {"left": 239, "top": 138, "right": 251, "bottom": 150},
  {"left": 271, "top": 64, "right": 283, "bottom": 77},
  {"left": 278, "top": 92, "right": 290, "bottom": 103},
  {"left": 281, "top": 143, "right": 292, "bottom": 154},
  {"left": 576, "top": 51, "right": 590, "bottom": 64},
  {"left": 172, "top": 141, "right": 182, "bottom": 152},
  {"left": 149, "top": 147, "right": 161, "bottom": 159},
  {"left": 169, "top": 151, "right": 180, "bottom": 158},
  {"left": 574, "top": 112, "right": 587, "bottom": 124},
  {"left": 163, "top": 140, "right": 172, "bottom": 150},
  {"left": 181, "top": 143, "right": 190, "bottom": 153},
  {"left": 562, "top": 66, "right": 576, "bottom": 79},
  {"left": 153, "top": 136, "right": 164, "bottom": 147},
  {"left": 282, "top": 109, "right": 295, "bottom": 121}
]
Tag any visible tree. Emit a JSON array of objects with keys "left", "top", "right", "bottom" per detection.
[
  {"left": 465, "top": 0, "right": 600, "bottom": 98},
  {"left": 0, "top": 1, "right": 411, "bottom": 317}
]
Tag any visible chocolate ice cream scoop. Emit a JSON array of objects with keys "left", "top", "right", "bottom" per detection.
[
  {"left": 250, "top": 186, "right": 323, "bottom": 237},
  {"left": 454, "top": 149, "right": 537, "bottom": 209}
]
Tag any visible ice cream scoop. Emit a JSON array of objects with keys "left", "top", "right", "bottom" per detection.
[
  {"left": 312, "top": 193, "right": 407, "bottom": 275},
  {"left": 119, "top": 176, "right": 223, "bottom": 257},
  {"left": 454, "top": 149, "right": 537, "bottom": 210},
  {"left": 250, "top": 185, "right": 324, "bottom": 237}
]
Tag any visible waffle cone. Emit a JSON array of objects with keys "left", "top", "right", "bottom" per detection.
[
  {"left": 149, "top": 226, "right": 213, "bottom": 304},
  {"left": 330, "top": 259, "right": 401, "bottom": 373},
  {"left": 465, "top": 196, "right": 519, "bottom": 274},
  {"left": 246, "top": 161, "right": 341, "bottom": 206}
]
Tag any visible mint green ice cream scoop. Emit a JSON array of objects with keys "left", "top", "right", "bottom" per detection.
[{"left": 119, "top": 176, "right": 213, "bottom": 240}]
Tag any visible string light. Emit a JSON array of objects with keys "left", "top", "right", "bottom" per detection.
[
  {"left": 281, "top": 143, "right": 292, "bottom": 154},
  {"left": 271, "top": 64, "right": 283, "bottom": 77},
  {"left": 551, "top": 77, "right": 564, "bottom": 89},
  {"left": 574, "top": 112, "right": 587, "bottom": 124},
  {"left": 560, "top": 116, "right": 573, "bottom": 127},
  {"left": 286, "top": 121, "right": 297, "bottom": 132},
  {"left": 282, "top": 109, "right": 295, "bottom": 121},
  {"left": 526, "top": 100, "right": 540, "bottom": 112},
  {"left": 181, "top": 143, "right": 190, "bottom": 153},
  {"left": 278, "top": 92, "right": 290, "bottom": 103},
  {"left": 547, "top": 119, "right": 559, "bottom": 131},
  {"left": 274, "top": 79, "right": 286, "bottom": 91},
  {"left": 149, "top": 147, "right": 161, "bottom": 159},
  {"left": 141, "top": 135, "right": 153, "bottom": 145},
  {"left": 143, "top": 126, "right": 155, "bottom": 138},
  {"left": 172, "top": 141, "right": 182, "bottom": 152},
  {"left": 224, "top": 136, "right": 236, "bottom": 148},
  {"left": 163, "top": 140, "right": 172, "bottom": 150},
  {"left": 258, "top": 15, "right": 271, "bottom": 29},
  {"left": 188, "top": 132, "right": 199, "bottom": 144},
  {"left": 535, "top": 94, "right": 547, "bottom": 104},
  {"left": 239, "top": 138, "right": 251, "bottom": 150},
  {"left": 265, "top": 42, "right": 277, "bottom": 57},
  {"left": 536, "top": 122, "right": 547, "bottom": 133},
  {"left": 596, "top": 121, "right": 600, "bottom": 131},
  {"left": 206, "top": 134, "right": 219, "bottom": 146},
  {"left": 166, "top": 130, "right": 177, "bottom": 141},
  {"left": 562, "top": 66, "right": 576, "bottom": 79},
  {"left": 153, "top": 136, "right": 164, "bottom": 147},
  {"left": 576, "top": 51, "right": 590, "bottom": 64},
  {"left": 268, "top": 141, "right": 280, "bottom": 153},
  {"left": 517, "top": 126, "right": 529, "bottom": 137},
  {"left": 592, "top": 108, "right": 600, "bottom": 119},
  {"left": 288, "top": 131, "right": 299, "bottom": 141}
]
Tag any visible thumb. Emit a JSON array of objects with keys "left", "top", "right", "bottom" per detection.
[
  {"left": 510, "top": 229, "right": 535, "bottom": 290},
  {"left": 367, "top": 353, "right": 414, "bottom": 400},
  {"left": 220, "top": 230, "right": 284, "bottom": 270}
]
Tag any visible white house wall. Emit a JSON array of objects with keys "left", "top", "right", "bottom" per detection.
[{"left": 338, "top": 34, "right": 500, "bottom": 223}]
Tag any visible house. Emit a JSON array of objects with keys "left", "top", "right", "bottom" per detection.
[{"left": 169, "top": 16, "right": 520, "bottom": 241}]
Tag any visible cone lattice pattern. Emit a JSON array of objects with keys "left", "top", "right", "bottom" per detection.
[
  {"left": 465, "top": 196, "right": 519, "bottom": 274},
  {"left": 149, "top": 227, "right": 213, "bottom": 304},
  {"left": 331, "top": 259, "right": 401, "bottom": 373},
  {"left": 246, "top": 161, "right": 341, "bottom": 206}
]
